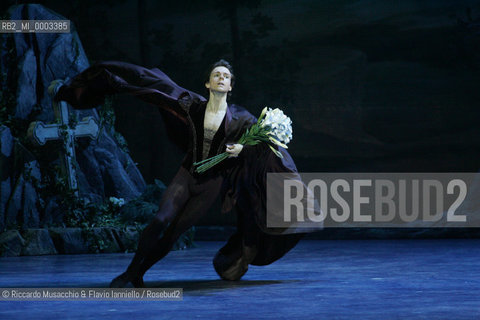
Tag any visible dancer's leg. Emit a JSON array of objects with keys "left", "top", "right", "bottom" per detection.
[
  {"left": 110, "top": 167, "right": 191, "bottom": 287},
  {"left": 135, "top": 175, "right": 223, "bottom": 277}
]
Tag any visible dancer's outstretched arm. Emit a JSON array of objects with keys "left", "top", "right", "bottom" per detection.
[{"left": 54, "top": 60, "right": 207, "bottom": 124}]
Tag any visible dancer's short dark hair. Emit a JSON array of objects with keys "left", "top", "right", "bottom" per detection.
[{"left": 205, "top": 59, "right": 235, "bottom": 94}]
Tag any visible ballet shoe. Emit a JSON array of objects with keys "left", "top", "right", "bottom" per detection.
[
  {"left": 217, "top": 244, "right": 257, "bottom": 281},
  {"left": 219, "top": 256, "right": 249, "bottom": 281},
  {"left": 109, "top": 271, "right": 145, "bottom": 288},
  {"left": 132, "top": 276, "right": 145, "bottom": 288}
]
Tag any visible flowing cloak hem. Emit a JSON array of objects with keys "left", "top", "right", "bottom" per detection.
[
  {"left": 221, "top": 113, "right": 322, "bottom": 236},
  {"left": 219, "top": 108, "right": 322, "bottom": 267}
]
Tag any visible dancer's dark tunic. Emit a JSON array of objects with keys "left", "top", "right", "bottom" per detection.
[{"left": 56, "top": 61, "right": 305, "bottom": 280}]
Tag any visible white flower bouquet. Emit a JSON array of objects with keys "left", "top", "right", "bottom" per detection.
[{"left": 194, "top": 107, "right": 293, "bottom": 173}]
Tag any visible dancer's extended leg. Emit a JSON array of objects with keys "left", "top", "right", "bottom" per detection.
[
  {"left": 135, "top": 175, "right": 223, "bottom": 278},
  {"left": 110, "top": 170, "right": 223, "bottom": 287},
  {"left": 110, "top": 167, "right": 191, "bottom": 288}
]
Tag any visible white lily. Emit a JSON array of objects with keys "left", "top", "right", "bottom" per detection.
[{"left": 268, "top": 136, "right": 288, "bottom": 149}]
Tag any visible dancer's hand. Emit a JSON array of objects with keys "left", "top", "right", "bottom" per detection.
[{"left": 226, "top": 144, "right": 243, "bottom": 157}]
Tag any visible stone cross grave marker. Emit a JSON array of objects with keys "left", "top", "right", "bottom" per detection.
[{"left": 27, "top": 84, "right": 100, "bottom": 196}]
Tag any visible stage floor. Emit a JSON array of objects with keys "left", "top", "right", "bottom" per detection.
[{"left": 1, "top": 239, "right": 479, "bottom": 319}]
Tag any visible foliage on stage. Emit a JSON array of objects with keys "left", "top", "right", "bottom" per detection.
[
  {"left": 118, "top": 179, "right": 165, "bottom": 224},
  {"left": 97, "top": 96, "right": 131, "bottom": 157},
  {"left": 0, "top": 72, "right": 157, "bottom": 232},
  {"left": 0, "top": 93, "right": 139, "bottom": 231}
]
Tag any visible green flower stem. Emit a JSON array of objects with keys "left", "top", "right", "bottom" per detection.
[
  {"left": 194, "top": 153, "right": 226, "bottom": 166},
  {"left": 193, "top": 122, "right": 282, "bottom": 174},
  {"left": 195, "top": 152, "right": 230, "bottom": 173}
]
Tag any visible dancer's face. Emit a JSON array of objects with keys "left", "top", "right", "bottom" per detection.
[{"left": 205, "top": 66, "right": 232, "bottom": 94}]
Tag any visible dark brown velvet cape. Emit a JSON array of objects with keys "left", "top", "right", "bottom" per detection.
[{"left": 56, "top": 61, "right": 315, "bottom": 266}]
